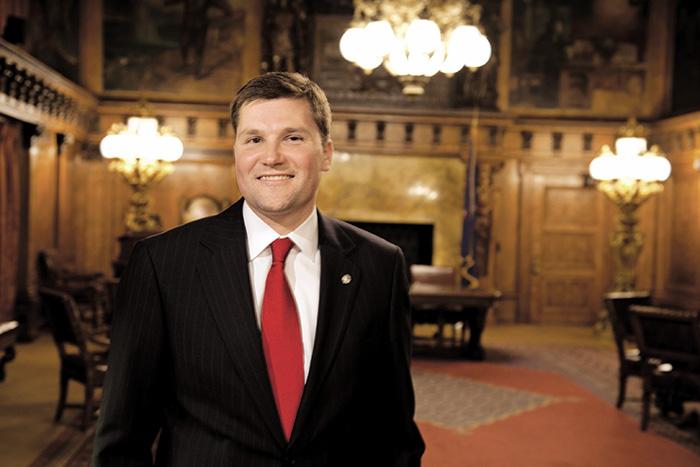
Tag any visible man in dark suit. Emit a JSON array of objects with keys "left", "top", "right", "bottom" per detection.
[{"left": 93, "top": 72, "right": 424, "bottom": 466}]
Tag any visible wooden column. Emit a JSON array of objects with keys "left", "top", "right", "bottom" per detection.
[{"left": 79, "top": 0, "right": 103, "bottom": 93}]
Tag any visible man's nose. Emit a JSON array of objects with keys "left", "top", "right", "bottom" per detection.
[{"left": 262, "top": 142, "right": 285, "bottom": 165}]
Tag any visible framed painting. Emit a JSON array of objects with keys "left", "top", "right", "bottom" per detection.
[
  {"left": 103, "top": 0, "right": 248, "bottom": 103},
  {"left": 508, "top": 0, "right": 648, "bottom": 117}
]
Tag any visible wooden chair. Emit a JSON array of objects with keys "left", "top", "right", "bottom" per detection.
[
  {"left": 37, "top": 250, "right": 108, "bottom": 330},
  {"left": 38, "top": 287, "right": 108, "bottom": 431},
  {"left": 603, "top": 291, "right": 652, "bottom": 408},
  {"left": 629, "top": 305, "right": 700, "bottom": 431}
]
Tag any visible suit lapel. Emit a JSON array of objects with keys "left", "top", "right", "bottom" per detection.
[
  {"left": 290, "top": 214, "right": 360, "bottom": 444},
  {"left": 196, "top": 200, "right": 286, "bottom": 448}
]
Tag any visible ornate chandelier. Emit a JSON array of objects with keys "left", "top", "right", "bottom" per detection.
[
  {"left": 100, "top": 116, "right": 184, "bottom": 233},
  {"left": 588, "top": 118, "right": 671, "bottom": 291},
  {"left": 339, "top": 0, "right": 492, "bottom": 95}
]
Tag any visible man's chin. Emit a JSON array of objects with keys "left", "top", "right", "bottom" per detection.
[{"left": 248, "top": 199, "right": 315, "bottom": 226}]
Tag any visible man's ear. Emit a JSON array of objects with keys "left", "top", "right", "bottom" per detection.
[{"left": 321, "top": 139, "right": 333, "bottom": 172}]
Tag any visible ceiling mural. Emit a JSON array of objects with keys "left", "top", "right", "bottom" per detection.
[
  {"left": 21, "top": 0, "right": 80, "bottom": 82},
  {"left": 103, "top": 0, "right": 246, "bottom": 102},
  {"left": 509, "top": 0, "right": 649, "bottom": 115}
]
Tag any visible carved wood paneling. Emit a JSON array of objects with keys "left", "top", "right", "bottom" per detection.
[
  {"left": 544, "top": 188, "right": 598, "bottom": 227},
  {"left": 25, "top": 131, "right": 58, "bottom": 295},
  {"left": 542, "top": 277, "right": 595, "bottom": 324},
  {"left": 668, "top": 179, "right": 698, "bottom": 288},
  {"left": 653, "top": 110, "right": 700, "bottom": 308},
  {"left": 541, "top": 233, "right": 596, "bottom": 269}
]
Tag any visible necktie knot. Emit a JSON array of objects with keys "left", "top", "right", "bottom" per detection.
[{"left": 271, "top": 238, "right": 294, "bottom": 264}]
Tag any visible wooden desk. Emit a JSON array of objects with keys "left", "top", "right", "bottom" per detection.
[
  {"left": 0, "top": 320, "right": 18, "bottom": 382},
  {"left": 410, "top": 284, "right": 501, "bottom": 360}
]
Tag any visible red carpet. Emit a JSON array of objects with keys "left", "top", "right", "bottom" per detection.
[{"left": 414, "top": 360, "right": 700, "bottom": 467}]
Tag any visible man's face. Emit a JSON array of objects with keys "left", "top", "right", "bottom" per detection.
[{"left": 234, "top": 97, "right": 333, "bottom": 230}]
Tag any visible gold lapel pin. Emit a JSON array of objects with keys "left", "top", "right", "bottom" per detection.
[{"left": 341, "top": 274, "right": 352, "bottom": 285}]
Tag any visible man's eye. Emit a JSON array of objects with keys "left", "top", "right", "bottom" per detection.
[
  {"left": 247, "top": 136, "right": 262, "bottom": 144},
  {"left": 287, "top": 135, "right": 304, "bottom": 142}
]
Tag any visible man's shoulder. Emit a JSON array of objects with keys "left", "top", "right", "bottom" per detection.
[{"left": 138, "top": 209, "right": 235, "bottom": 253}]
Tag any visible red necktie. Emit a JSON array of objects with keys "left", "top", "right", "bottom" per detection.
[{"left": 261, "top": 238, "right": 304, "bottom": 440}]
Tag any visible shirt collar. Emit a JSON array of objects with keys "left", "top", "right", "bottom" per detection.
[{"left": 242, "top": 200, "right": 319, "bottom": 261}]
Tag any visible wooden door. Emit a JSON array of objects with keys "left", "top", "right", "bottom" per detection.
[{"left": 521, "top": 170, "right": 606, "bottom": 324}]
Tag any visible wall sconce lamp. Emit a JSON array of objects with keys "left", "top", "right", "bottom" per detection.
[{"left": 588, "top": 118, "right": 671, "bottom": 291}]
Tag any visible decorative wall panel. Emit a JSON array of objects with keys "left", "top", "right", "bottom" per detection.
[
  {"left": 542, "top": 277, "right": 594, "bottom": 324},
  {"left": 669, "top": 179, "right": 698, "bottom": 287},
  {"left": 317, "top": 152, "right": 465, "bottom": 268},
  {"left": 541, "top": 233, "right": 595, "bottom": 269},
  {"left": 544, "top": 187, "right": 597, "bottom": 226}
]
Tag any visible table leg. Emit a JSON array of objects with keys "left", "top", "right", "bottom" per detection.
[{"left": 463, "top": 307, "right": 488, "bottom": 360}]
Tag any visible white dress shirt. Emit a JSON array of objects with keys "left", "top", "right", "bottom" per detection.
[{"left": 242, "top": 201, "right": 321, "bottom": 381}]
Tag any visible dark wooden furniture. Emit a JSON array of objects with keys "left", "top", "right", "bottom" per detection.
[
  {"left": 629, "top": 305, "right": 700, "bottom": 431},
  {"left": 37, "top": 249, "right": 109, "bottom": 330},
  {"left": 603, "top": 291, "right": 652, "bottom": 408},
  {"left": 39, "top": 287, "right": 109, "bottom": 430},
  {"left": 0, "top": 320, "right": 18, "bottom": 382},
  {"left": 410, "top": 283, "right": 501, "bottom": 360}
]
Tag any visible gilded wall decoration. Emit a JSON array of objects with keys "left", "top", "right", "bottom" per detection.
[
  {"left": 103, "top": 0, "right": 246, "bottom": 101},
  {"left": 180, "top": 194, "right": 227, "bottom": 224},
  {"left": 317, "top": 152, "right": 465, "bottom": 268},
  {"left": 261, "top": 0, "right": 310, "bottom": 74},
  {"left": 509, "top": 0, "right": 648, "bottom": 115},
  {"left": 474, "top": 162, "right": 497, "bottom": 277}
]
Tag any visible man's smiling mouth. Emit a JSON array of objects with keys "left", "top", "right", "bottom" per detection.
[{"left": 258, "top": 175, "right": 294, "bottom": 181}]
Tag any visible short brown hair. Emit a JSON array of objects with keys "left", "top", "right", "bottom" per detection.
[{"left": 230, "top": 72, "right": 332, "bottom": 143}]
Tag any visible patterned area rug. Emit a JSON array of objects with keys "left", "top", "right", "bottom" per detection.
[
  {"left": 30, "top": 343, "right": 700, "bottom": 466},
  {"left": 413, "top": 368, "right": 570, "bottom": 432}
]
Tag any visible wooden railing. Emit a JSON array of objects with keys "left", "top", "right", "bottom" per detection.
[{"left": 0, "top": 39, "right": 97, "bottom": 137}]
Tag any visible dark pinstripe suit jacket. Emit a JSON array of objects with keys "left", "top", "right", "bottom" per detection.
[{"left": 92, "top": 199, "right": 424, "bottom": 466}]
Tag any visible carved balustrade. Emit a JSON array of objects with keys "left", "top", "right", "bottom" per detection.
[{"left": 0, "top": 39, "right": 97, "bottom": 137}]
